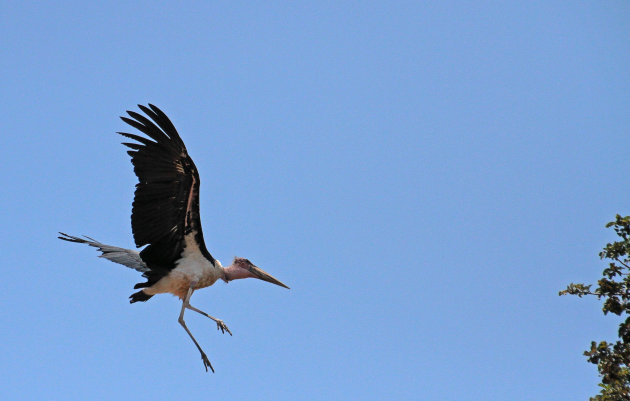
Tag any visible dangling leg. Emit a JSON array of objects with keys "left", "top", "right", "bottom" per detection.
[
  {"left": 186, "top": 303, "right": 232, "bottom": 335},
  {"left": 178, "top": 285, "right": 214, "bottom": 372}
]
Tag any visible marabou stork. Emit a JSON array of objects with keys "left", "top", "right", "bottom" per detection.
[{"left": 59, "top": 104, "right": 289, "bottom": 372}]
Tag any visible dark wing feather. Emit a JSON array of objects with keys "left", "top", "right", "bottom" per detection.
[{"left": 119, "top": 104, "right": 215, "bottom": 280}]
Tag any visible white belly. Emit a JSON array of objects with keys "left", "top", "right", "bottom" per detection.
[{"left": 144, "top": 234, "right": 223, "bottom": 299}]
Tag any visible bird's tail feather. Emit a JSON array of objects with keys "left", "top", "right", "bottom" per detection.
[{"left": 129, "top": 290, "right": 153, "bottom": 303}]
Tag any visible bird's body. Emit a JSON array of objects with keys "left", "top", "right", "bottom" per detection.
[
  {"left": 147, "top": 233, "right": 225, "bottom": 299},
  {"left": 59, "top": 104, "right": 288, "bottom": 372}
]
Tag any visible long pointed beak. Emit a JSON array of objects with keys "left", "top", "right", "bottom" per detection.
[{"left": 248, "top": 265, "right": 290, "bottom": 289}]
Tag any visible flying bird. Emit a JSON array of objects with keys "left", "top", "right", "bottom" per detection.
[{"left": 59, "top": 104, "right": 289, "bottom": 372}]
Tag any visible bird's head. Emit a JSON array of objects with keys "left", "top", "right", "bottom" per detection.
[{"left": 223, "top": 257, "right": 290, "bottom": 289}]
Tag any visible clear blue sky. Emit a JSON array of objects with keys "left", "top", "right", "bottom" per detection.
[{"left": 1, "top": 2, "right": 629, "bottom": 400}]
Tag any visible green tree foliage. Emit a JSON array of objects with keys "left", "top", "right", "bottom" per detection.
[{"left": 560, "top": 215, "right": 630, "bottom": 401}]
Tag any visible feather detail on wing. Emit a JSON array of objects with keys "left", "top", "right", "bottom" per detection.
[
  {"left": 57, "top": 232, "right": 148, "bottom": 273},
  {"left": 119, "top": 104, "right": 215, "bottom": 278}
]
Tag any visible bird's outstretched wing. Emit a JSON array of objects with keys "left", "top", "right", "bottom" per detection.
[
  {"left": 119, "top": 104, "right": 215, "bottom": 279},
  {"left": 57, "top": 232, "right": 148, "bottom": 273}
]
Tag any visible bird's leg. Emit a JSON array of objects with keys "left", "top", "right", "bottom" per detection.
[
  {"left": 186, "top": 304, "right": 233, "bottom": 336},
  {"left": 178, "top": 285, "right": 214, "bottom": 373}
]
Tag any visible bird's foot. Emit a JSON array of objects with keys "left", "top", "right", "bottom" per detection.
[
  {"left": 216, "top": 320, "right": 232, "bottom": 336},
  {"left": 200, "top": 351, "right": 215, "bottom": 373}
]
